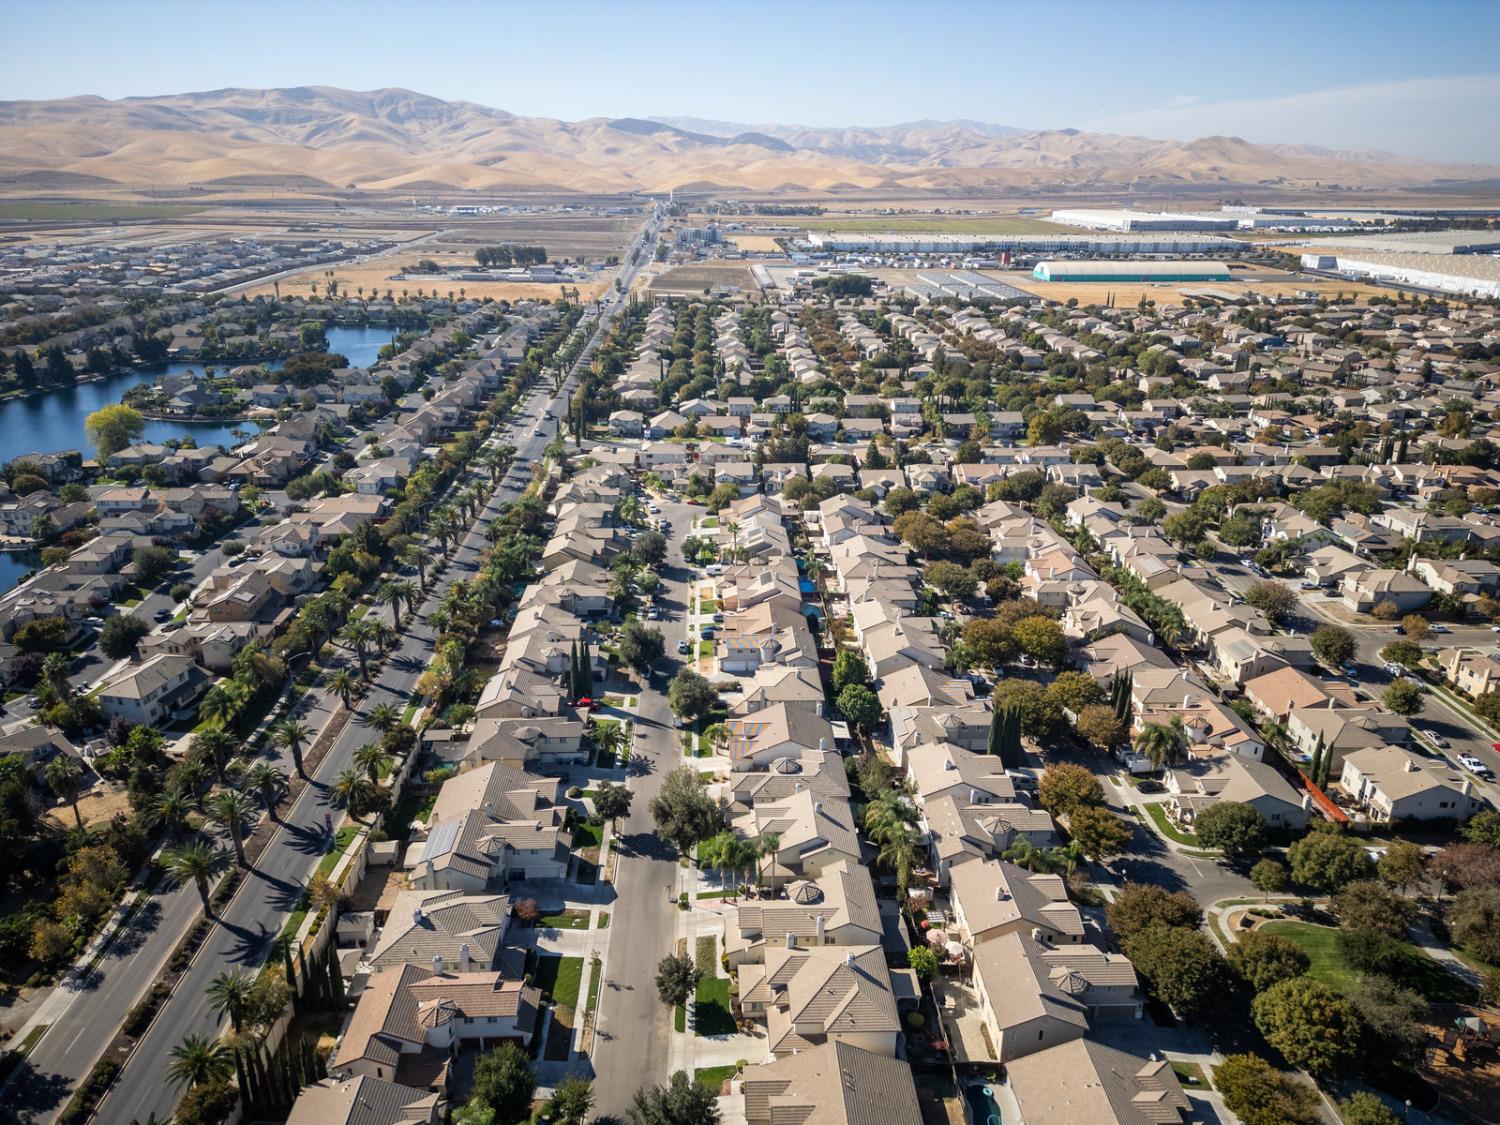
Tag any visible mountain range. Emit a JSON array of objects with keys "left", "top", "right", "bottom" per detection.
[{"left": 0, "top": 85, "right": 1491, "bottom": 196}]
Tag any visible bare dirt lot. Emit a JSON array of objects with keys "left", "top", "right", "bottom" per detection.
[
  {"left": 647, "top": 262, "right": 758, "bottom": 295},
  {"left": 976, "top": 270, "right": 1393, "bottom": 308},
  {"left": 236, "top": 244, "right": 613, "bottom": 302}
]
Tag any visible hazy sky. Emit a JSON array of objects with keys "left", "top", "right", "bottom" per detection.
[{"left": 5, "top": 0, "right": 1500, "bottom": 162}]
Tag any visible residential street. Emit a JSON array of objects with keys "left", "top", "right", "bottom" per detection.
[{"left": 589, "top": 496, "right": 700, "bottom": 1117}]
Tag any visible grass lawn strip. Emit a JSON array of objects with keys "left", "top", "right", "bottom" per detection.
[
  {"left": 695, "top": 1064, "right": 739, "bottom": 1092},
  {"left": 693, "top": 935, "right": 735, "bottom": 1037},
  {"left": 1142, "top": 800, "right": 1211, "bottom": 849},
  {"left": 1260, "top": 920, "right": 1475, "bottom": 1002}
]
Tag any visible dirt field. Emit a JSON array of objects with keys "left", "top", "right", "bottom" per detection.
[
  {"left": 46, "top": 782, "right": 132, "bottom": 831},
  {"left": 975, "top": 270, "right": 1393, "bottom": 308},
  {"left": 648, "top": 263, "right": 758, "bottom": 295},
  {"left": 235, "top": 245, "right": 612, "bottom": 302},
  {"left": 728, "top": 233, "right": 785, "bottom": 252}
]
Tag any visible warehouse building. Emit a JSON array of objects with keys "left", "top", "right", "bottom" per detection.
[
  {"left": 1049, "top": 209, "right": 1240, "bottom": 233},
  {"left": 1031, "top": 260, "right": 1232, "bottom": 282},
  {"left": 1322, "top": 252, "right": 1500, "bottom": 299},
  {"left": 804, "top": 231, "right": 1239, "bottom": 255},
  {"left": 1308, "top": 231, "right": 1500, "bottom": 255}
]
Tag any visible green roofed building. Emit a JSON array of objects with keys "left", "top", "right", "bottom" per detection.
[{"left": 1032, "top": 259, "right": 1232, "bottom": 282}]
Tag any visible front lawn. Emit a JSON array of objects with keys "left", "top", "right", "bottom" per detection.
[
  {"left": 533, "top": 954, "right": 583, "bottom": 1009},
  {"left": 1142, "top": 801, "right": 1203, "bottom": 847},
  {"left": 1260, "top": 921, "right": 1475, "bottom": 1003},
  {"left": 695, "top": 1064, "right": 738, "bottom": 1092},
  {"left": 538, "top": 910, "right": 592, "bottom": 930}
]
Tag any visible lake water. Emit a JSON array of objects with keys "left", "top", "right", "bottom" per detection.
[
  {"left": 0, "top": 548, "right": 42, "bottom": 593},
  {"left": 0, "top": 325, "right": 394, "bottom": 465}
]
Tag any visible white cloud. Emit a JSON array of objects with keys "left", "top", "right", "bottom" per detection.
[
  {"left": 1170, "top": 95, "right": 1199, "bottom": 107},
  {"left": 1084, "top": 73, "right": 1500, "bottom": 164}
]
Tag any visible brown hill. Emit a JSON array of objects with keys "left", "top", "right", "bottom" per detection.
[{"left": 0, "top": 86, "right": 1489, "bottom": 195}]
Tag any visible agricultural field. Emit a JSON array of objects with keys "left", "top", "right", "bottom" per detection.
[{"left": 647, "top": 262, "right": 758, "bottom": 295}]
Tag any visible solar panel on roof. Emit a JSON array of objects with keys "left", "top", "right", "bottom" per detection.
[{"left": 424, "top": 818, "right": 462, "bottom": 860}]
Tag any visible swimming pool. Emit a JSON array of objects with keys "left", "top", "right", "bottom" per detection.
[{"left": 964, "top": 1083, "right": 1002, "bottom": 1125}]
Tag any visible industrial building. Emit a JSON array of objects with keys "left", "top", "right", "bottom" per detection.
[
  {"left": 1031, "top": 260, "right": 1232, "bottom": 282},
  {"left": 803, "top": 231, "right": 1240, "bottom": 255},
  {"left": 1299, "top": 231, "right": 1500, "bottom": 255},
  {"left": 1049, "top": 207, "right": 1366, "bottom": 233},
  {"left": 1317, "top": 252, "right": 1500, "bottom": 299},
  {"left": 1049, "top": 209, "right": 1239, "bottom": 233}
]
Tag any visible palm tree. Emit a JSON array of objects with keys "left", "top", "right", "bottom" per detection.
[
  {"left": 369, "top": 620, "right": 396, "bottom": 653},
  {"left": 353, "top": 742, "right": 392, "bottom": 786},
  {"left": 45, "top": 755, "right": 84, "bottom": 830},
  {"left": 340, "top": 619, "right": 377, "bottom": 679},
  {"left": 171, "top": 758, "right": 211, "bottom": 805},
  {"left": 365, "top": 703, "right": 400, "bottom": 733},
  {"left": 206, "top": 969, "right": 254, "bottom": 1032},
  {"left": 399, "top": 543, "right": 428, "bottom": 591},
  {"left": 1135, "top": 717, "right": 1188, "bottom": 771},
  {"left": 330, "top": 768, "right": 375, "bottom": 822},
  {"left": 190, "top": 729, "right": 235, "bottom": 784},
  {"left": 166, "top": 1033, "right": 233, "bottom": 1091},
  {"left": 877, "top": 824, "right": 921, "bottom": 901},
  {"left": 803, "top": 554, "right": 826, "bottom": 591},
  {"left": 724, "top": 521, "right": 741, "bottom": 563},
  {"left": 207, "top": 789, "right": 256, "bottom": 867},
  {"left": 271, "top": 719, "right": 312, "bottom": 776},
  {"left": 163, "top": 841, "right": 228, "bottom": 915},
  {"left": 328, "top": 668, "right": 359, "bottom": 710},
  {"left": 41, "top": 652, "right": 71, "bottom": 702},
  {"left": 593, "top": 721, "right": 625, "bottom": 766},
  {"left": 145, "top": 789, "right": 195, "bottom": 838},
  {"left": 197, "top": 683, "right": 243, "bottom": 731},
  {"left": 753, "top": 831, "right": 782, "bottom": 891},
  {"left": 379, "top": 579, "right": 416, "bottom": 627},
  {"left": 244, "top": 762, "right": 288, "bottom": 820},
  {"left": 863, "top": 791, "right": 915, "bottom": 847},
  {"left": 703, "top": 723, "right": 730, "bottom": 753}
]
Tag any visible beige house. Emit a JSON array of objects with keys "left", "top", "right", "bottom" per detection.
[
  {"left": 1339, "top": 747, "right": 1484, "bottom": 823},
  {"left": 733, "top": 1040, "right": 922, "bottom": 1125},
  {"left": 1438, "top": 647, "right": 1500, "bottom": 699},
  {"left": 1005, "top": 1038, "right": 1191, "bottom": 1125},
  {"left": 950, "top": 860, "right": 1085, "bottom": 946}
]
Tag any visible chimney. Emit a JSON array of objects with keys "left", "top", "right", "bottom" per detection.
[
  {"left": 818, "top": 737, "right": 828, "bottom": 752},
  {"left": 460, "top": 943, "right": 471, "bottom": 973},
  {"left": 995, "top": 886, "right": 1008, "bottom": 901},
  {"left": 1404, "top": 757, "right": 1417, "bottom": 773},
  {"left": 816, "top": 913, "right": 826, "bottom": 943},
  {"left": 433, "top": 954, "right": 444, "bottom": 975},
  {"left": 845, "top": 951, "right": 854, "bottom": 965},
  {"left": 413, "top": 907, "right": 425, "bottom": 926},
  {"left": 1462, "top": 778, "right": 1473, "bottom": 797},
  {"left": 1301, "top": 793, "right": 1311, "bottom": 811},
  {"left": 785, "top": 931, "right": 795, "bottom": 949},
  {"left": 483, "top": 801, "right": 494, "bottom": 817}
]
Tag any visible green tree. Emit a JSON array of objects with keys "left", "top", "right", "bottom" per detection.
[
  {"left": 655, "top": 951, "right": 700, "bottom": 1008},
  {"left": 1310, "top": 624, "right": 1356, "bottom": 669},
  {"left": 99, "top": 614, "right": 149, "bottom": 659},
  {"left": 1288, "top": 830, "right": 1373, "bottom": 892},
  {"left": 1333, "top": 880, "right": 1412, "bottom": 938},
  {"left": 1377, "top": 838, "right": 1426, "bottom": 895},
  {"left": 1252, "top": 976, "right": 1362, "bottom": 1075},
  {"left": 1106, "top": 883, "right": 1203, "bottom": 943},
  {"left": 592, "top": 780, "right": 633, "bottom": 829},
  {"left": 1461, "top": 809, "right": 1500, "bottom": 847},
  {"left": 1347, "top": 975, "right": 1428, "bottom": 1065},
  {"left": 906, "top": 945, "right": 939, "bottom": 983},
  {"left": 1074, "top": 704, "right": 1126, "bottom": 750},
  {"left": 618, "top": 621, "right": 666, "bottom": 674},
  {"left": 667, "top": 668, "right": 717, "bottom": 723},
  {"left": 1244, "top": 580, "right": 1297, "bottom": 623},
  {"left": 206, "top": 969, "right": 255, "bottom": 1032},
  {"left": 85, "top": 403, "right": 145, "bottom": 459},
  {"left": 1192, "top": 802, "right": 1267, "bottom": 858},
  {"left": 270, "top": 719, "right": 312, "bottom": 775},
  {"left": 207, "top": 789, "right": 256, "bottom": 867},
  {"left": 45, "top": 754, "right": 85, "bottom": 830},
  {"left": 1448, "top": 886, "right": 1500, "bottom": 964},
  {"left": 1212, "top": 1054, "right": 1321, "bottom": 1125},
  {"left": 924, "top": 560, "right": 977, "bottom": 600},
  {"left": 1251, "top": 858, "right": 1290, "bottom": 894},
  {"left": 1382, "top": 678, "right": 1424, "bottom": 716},
  {"left": 649, "top": 766, "right": 724, "bottom": 855},
  {"left": 1228, "top": 930, "right": 1309, "bottom": 991},
  {"left": 1011, "top": 615, "right": 1068, "bottom": 666},
  {"left": 467, "top": 1042, "right": 536, "bottom": 1125},
  {"left": 1338, "top": 1092, "right": 1401, "bottom": 1125},
  {"left": 1125, "top": 924, "right": 1226, "bottom": 1017},
  {"left": 831, "top": 650, "right": 871, "bottom": 695},
  {"left": 627, "top": 1070, "right": 721, "bottom": 1125},
  {"left": 546, "top": 1075, "right": 595, "bottom": 1125},
  {"left": 1134, "top": 717, "right": 1187, "bottom": 770},
  {"left": 1037, "top": 763, "right": 1103, "bottom": 815},
  {"left": 836, "top": 684, "right": 883, "bottom": 732},
  {"left": 1068, "top": 805, "right": 1131, "bottom": 861},
  {"left": 1047, "top": 670, "right": 1104, "bottom": 714}
]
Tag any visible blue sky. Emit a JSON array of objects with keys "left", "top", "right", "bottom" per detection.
[{"left": 5, "top": 0, "right": 1499, "bottom": 162}]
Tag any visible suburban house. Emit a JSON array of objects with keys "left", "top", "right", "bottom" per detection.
[
  {"left": 1339, "top": 747, "right": 1485, "bottom": 823},
  {"left": 96, "top": 653, "right": 208, "bottom": 726}
]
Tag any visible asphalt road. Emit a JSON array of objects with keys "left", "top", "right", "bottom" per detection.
[
  {"left": 590, "top": 495, "right": 699, "bottom": 1117},
  {"left": 93, "top": 218, "right": 656, "bottom": 1125}
]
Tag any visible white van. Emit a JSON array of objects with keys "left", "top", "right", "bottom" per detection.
[{"left": 704, "top": 564, "right": 725, "bottom": 577}]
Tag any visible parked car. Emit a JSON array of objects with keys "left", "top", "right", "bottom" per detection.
[
  {"left": 1419, "top": 728, "right": 1449, "bottom": 749},
  {"left": 1383, "top": 662, "right": 1407, "bottom": 677},
  {"left": 154, "top": 608, "right": 172, "bottom": 622},
  {"left": 1457, "top": 754, "right": 1493, "bottom": 779},
  {"left": 647, "top": 607, "right": 661, "bottom": 620},
  {"left": 1342, "top": 663, "right": 1359, "bottom": 679},
  {"left": 676, "top": 639, "right": 690, "bottom": 655}
]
